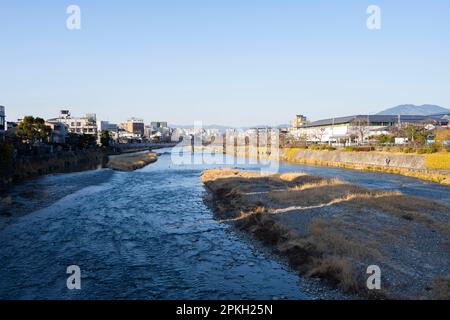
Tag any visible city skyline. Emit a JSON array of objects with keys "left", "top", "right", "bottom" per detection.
[{"left": 1, "top": 1, "right": 450, "bottom": 126}]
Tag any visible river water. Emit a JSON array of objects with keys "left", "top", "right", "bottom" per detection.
[{"left": 1, "top": 149, "right": 449, "bottom": 299}]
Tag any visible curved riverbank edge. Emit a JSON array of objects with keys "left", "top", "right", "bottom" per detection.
[
  {"left": 205, "top": 146, "right": 450, "bottom": 185},
  {"left": 107, "top": 151, "right": 158, "bottom": 171},
  {"left": 201, "top": 169, "right": 450, "bottom": 300}
]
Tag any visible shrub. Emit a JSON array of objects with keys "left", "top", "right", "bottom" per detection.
[
  {"left": 309, "top": 145, "right": 336, "bottom": 151},
  {"left": 402, "top": 147, "right": 413, "bottom": 154},
  {"left": 344, "top": 146, "right": 375, "bottom": 152},
  {"left": 417, "top": 144, "right": 439, "bottom": 154}
]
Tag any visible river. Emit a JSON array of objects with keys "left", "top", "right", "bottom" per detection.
[{"left": 1, "top": 149, "right": 449, "bottom": 299}]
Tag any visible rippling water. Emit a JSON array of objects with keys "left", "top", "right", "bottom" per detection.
[{"left": 1, "top": 150, "right": 449, "bottom": 299}]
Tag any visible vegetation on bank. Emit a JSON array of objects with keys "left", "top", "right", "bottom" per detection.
[
  {"left": 201, "top": 169, "right": 450, "bottom": 299},
  {"left": 107, "top": 152, "right": 158, "bottom": 171},
  {"left": 425, "top": 153, "right": 450, "bottom": 170},
  {"left": 228, "top": 146, "right": 450, "bottom": 183},
  {"left": 285, "top": 142, "right": 449, "bottom": 155},
  {"left": 282, "top": 149, "right": 450, "bottom": 183},
  {"left": 16, "top": 116, "right": 51, "bottom": 144},
  {"left": 0, "top": 141, "right": 14, "bottom": 180},
  {"left": 0, "top": 115, "right": 111, "bottom": 189}
]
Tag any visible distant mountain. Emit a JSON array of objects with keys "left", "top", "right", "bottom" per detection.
[{"left": 377, "top": 104, "right": 450, "bottom": 116}]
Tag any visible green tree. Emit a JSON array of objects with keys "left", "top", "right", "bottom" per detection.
[
  {"left": 16, "top": 116, "right": 51, "bottom": 144},
  {"left": 404, "top": 124, "right": 429, "bottom": 145},
  {"left": 100, "top": 130, "right": 111, "bottom": 147},
  {"left": 78, "top": 134, "right": 97, "bottom": 149},
  {"left": 375, "top": 134, "right": 395, "bottom": 144},
  {"left": 66, "top": 133, "right": 97, "bottom": 150}
]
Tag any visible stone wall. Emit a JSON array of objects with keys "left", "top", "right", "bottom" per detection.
[{"left": 280, "top": 149, "right": 425, "bottom": 170}]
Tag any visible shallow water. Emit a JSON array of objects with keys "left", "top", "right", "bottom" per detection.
[{"left": 0, "top": 150, "right": 449, "bottom": 299}]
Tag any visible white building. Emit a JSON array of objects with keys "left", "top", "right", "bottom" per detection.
[
  {"left": 48, "top": 110, "right": 98, "bottom": 135},
  {"left": 146, "top": 121, "right": 171, "bottom": 142},
  {"left": 288, "top": 115, "right": 434, "bottom": 145}
]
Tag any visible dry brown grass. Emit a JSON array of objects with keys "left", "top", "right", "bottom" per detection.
[
  {"left": 306, "top": 218, "right": 382, "bottom": 259},
  {"left": 236, "top": 214, "right": 369, "bottom": 293},
  {"left": 108, "top": 152, "right": 157, "bottom": 171},
  {"left": 430, "top": 276, "right": 450, "bottom": 300},
  {"left": 201, "top": 169, "right": 450, "bottom": 298},
  {"left": 269, "top": 184, "right": 401, "bottom": 213},
  {"left": 278, "top": 172, "right": 308, "bottom": 182},
  {"left": 289, "top": 178, "right": 345, "bottom": 191},
  {"left": 306, "top": 256, "right": 359, "bottom": 292},
  {"left": 344, "top": 194, "right": 450, "bottom": 237}
]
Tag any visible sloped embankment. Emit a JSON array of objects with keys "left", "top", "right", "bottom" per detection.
[
  {"left": 201, "top": 169, "right": 450, "bottom": 299},
  {"left": 2, "top": 149, "right": 106, "bottom": 190},
  {"left": 107, "top": 152, "right": 158, "bottom": 171}
]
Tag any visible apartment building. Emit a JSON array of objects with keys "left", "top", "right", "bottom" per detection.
[
  {"left": 123, "top": 118, "right": 144, "bottom": 136},
  {"left": 48, "top": 110, "right": 98, "bottom": 135}
]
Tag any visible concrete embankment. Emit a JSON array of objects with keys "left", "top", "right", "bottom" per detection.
[
  {"left": 220, "top": 146, "right": 450, "bottom": 185},
  {"left": 1, "top": 149, "right": 107, "bottom": 190},
  {"left": 201, "top": 169, "right": 450, "bottom": 299},
  {"left": 107, "top": 152, "right": 158, "bottom": 171},
  {"left": 281, "top": 148, "right": 424, "bottom": 169}
]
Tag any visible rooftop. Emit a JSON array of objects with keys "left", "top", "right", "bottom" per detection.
[{"left": 302, "top": 114, "right": 449, "bottom": 128}]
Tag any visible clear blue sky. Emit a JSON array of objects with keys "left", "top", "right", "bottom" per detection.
[{"left": 1, "top": 0, "right": 449, "bottom": 126}]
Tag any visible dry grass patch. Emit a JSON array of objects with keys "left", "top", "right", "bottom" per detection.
[
  {"left": 306, "top": 218, "right": 382, "bottom": 260},
  {"left": 201, "top": 169, "right": 450, "bottom": 298},
  {"left": 278, "top": 172, "right": 308, "bottom": 182},
  {"left": 289, "top": 178, "right": 345, "bottom": 191},
  {"left": 107, "top": 152, "right": 157, "bottom": 171},
  {"left": 306, "top": 256, "right": 359, "bottom": 292},
  {"left": 236, "top": 213, "right": 378, "bottom": 294},
  {"left": 430, "top": 276, "right": 450, "bottom": 300},
  {"left": 344, "top": 194, "right": 450, "bottom": 237},
  {"left": 268, "top": 184, "right": 401, "bottom": 212}
]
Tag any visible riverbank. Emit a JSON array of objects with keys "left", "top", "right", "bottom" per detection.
[
  {"left": 201, "top": 169, "right": 450, "bottom": 299},
  {"left": 207, "top": 145, "right": 450, "bottom": 185},
  {"left": 279, "top": 148, "right": 450, "bottom": 185},
  {"left": 0, "top": 149, "right": 107, "bottom": 191},
  {"left": 107, "top": 151, "right": 158, "bottom": 171}
]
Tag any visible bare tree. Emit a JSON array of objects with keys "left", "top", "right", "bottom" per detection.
[
  {"left": 311, "top": 128, "right": 327, "bottom": 143},
  {"left": 350, "top": 117, "right": 370, "bottom": 144}
]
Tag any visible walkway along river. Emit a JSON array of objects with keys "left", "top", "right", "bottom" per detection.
[{"left": 0, "top": 149, "right": 449, "bottom": 299}]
